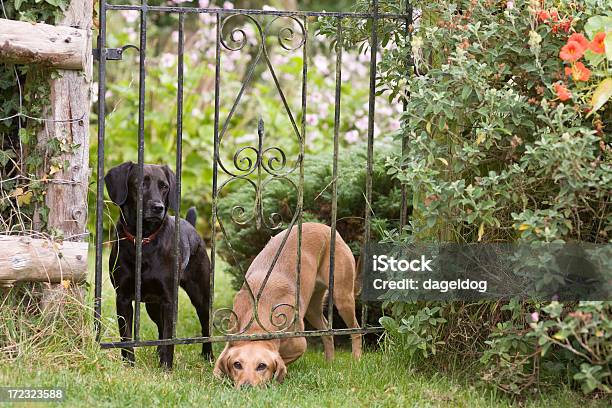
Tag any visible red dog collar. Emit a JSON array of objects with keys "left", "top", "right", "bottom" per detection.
[{"left": 120, "top": 222, "right": 163, "bottom": 246}]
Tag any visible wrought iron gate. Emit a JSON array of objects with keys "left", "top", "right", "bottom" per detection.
[{"left": 93, "top": 0, "right": 412, "bottom": 350}]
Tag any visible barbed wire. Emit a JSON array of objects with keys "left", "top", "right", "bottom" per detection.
[{"left": 0, "top": 112, "right": 86, "bottom": 123}]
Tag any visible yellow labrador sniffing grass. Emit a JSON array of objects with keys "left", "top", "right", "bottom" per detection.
[{"left": 214, "top": 223, "right": 362, "bottom": 388}]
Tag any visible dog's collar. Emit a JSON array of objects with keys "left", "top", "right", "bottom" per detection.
[{"left": 119, "top": 220, "right": 163, "bottom": 246}]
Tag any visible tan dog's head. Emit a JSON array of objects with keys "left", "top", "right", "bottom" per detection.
[{"left": 213, "top": 342, "right": 287, "bottom": 388}]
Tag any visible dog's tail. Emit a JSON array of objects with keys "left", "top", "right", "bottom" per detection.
[{"left": 186, "top": 207, "right": 197, "bottom": 227}]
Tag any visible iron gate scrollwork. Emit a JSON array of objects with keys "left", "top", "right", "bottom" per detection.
[{"left": 94, "top": 0, "right": 412, "bottom": 350}]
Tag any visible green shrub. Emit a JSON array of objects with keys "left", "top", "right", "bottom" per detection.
[
  {"left": 340, "top": 0, "right": 611, "bottom": 397},
  {"left": 481, "top": 301, "right": 611, "bottom": 395},
  {"left": 380, "top": 304, "right": 447, "bottom": 358}
]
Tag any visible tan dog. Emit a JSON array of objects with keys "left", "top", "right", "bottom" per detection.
[{"left": 213, "top": 223, "right": 362, "bottom": 387}]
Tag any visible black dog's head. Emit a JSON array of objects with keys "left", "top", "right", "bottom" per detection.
[{"left": 105, "top": 162, "right": 177, "bottom": 229}]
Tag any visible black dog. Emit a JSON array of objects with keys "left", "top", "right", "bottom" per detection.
[{"left": 105, "top": 161, "right": 213, "bottom": 368}]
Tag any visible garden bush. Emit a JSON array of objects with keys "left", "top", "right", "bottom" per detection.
[{"left": 341, "top": 0, "right": 611, "bottom": 397}]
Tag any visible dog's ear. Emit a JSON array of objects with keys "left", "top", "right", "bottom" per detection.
[
  {"left": 161, "top": 165, "right": 178, "bottom": 213},
  {"left": 273, "top": 355, "right": 287, "bottom": 384},
  {"left": 213, "top": 345, "right": 231, "bottom": 379},
  {"left": 104, "top": 161, "right": 134, "bottom": 206}
]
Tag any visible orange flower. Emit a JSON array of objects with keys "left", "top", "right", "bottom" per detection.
[
  {"left": 568, "top": 33, "right": 589, "bottom": 49},
  {"left": 555, "top": 82, "right": 572, "bottom": 101},
  {"left": 559, "top": 40, "right": 585, "bottom": 62},
  {"left": 590, "top": 32, "right": 606, "bottom": 54},
  {"left": 566, "top": 62, "right": 592, "bottom": 82}
]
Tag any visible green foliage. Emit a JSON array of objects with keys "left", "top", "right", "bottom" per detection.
[
  {"left": 336, "top": 0, "right": 611, "bottom": 398},
  {"left": 216, "top": 146, "right": 405, "bottom": 289},
  {"left": 480, "top": 301, "right": 612, "bottom": 395},
  {"left": 2, "top": 0, "right": 69, "bottom": 23},
  {"left": 385, "top": 0, "right": 611, "bottom": 244},
  {"left": 317, "top": 0, "right": 412, "bottom": 102},
  {"left": 380, "top": 304, "right": 446, "bottom": 358},
  {"left": 532, "top": 302, "right": 611, "bottom": 394}
]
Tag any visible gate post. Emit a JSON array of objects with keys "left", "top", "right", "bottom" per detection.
[{"left": 32, "top": 0, "right": 94, "bottom": 306}]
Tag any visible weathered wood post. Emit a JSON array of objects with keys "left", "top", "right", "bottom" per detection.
[
  {"left": 36, "top": 0, "right": 93, "bottom": 307},
  {"left": 31, "top": 0, "right": 93, "bottom": 239},
  {"left": 0, "top": 0, "right": 93, "bottom": 305}
]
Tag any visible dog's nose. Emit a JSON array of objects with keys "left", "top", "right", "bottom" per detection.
[
  {"left": 151, "top": 202, "right": 164, "bottom": 214},
  {"left": 240, "top": 382, "right": 252, "bottom": 389}
]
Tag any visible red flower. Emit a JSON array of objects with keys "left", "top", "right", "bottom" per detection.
[
  {"left": 555, "top": 82, "right": 572, "bottom": 101},
  {"left": 568, "top": 33, "right": 589, "bottom": 49},
  {"left": 560, "top": 40, "right": 585, "bottom": 62},
  {"left": 559, "top": 17, "right": 573, "bottom": 33},
  {"left": 590, "top": 32, "right": 606, "bottom": 54},
  {"left": 550, "top": 10, "right": 559, "bottom": 22},
  {"left": 566, "top": 62, "right": 592, "bottom": 82},
  {"left": 537, "top": 10, "right": 550, "bottom": 22}
]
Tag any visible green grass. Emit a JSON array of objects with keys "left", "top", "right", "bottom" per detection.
[
  {"left": 0, "top": 249, "right": 606, "bottom": 407},
  {"left": 1, "top": 346, "right": 604, "bottom": 407}
]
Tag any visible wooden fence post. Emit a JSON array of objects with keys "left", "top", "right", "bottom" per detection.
[{"left": 32, "top": 0, "right": 93, "bottom": 304}]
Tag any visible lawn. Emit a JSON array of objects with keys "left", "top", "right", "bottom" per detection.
[
  {"left": 0, "top": 249, "right": 606, "bottom": 407},
  {"left": 4, "top": 346, "right": 605, "bottom": 408}
]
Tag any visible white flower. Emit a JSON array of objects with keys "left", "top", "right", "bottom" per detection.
[
  {"left": 160, "top": 53, "right": 175, "bottom": 68},
  {"left": 121, "top": 11, "right": 138, "bottom": 24},
  {"left": 356, "top": 116, "right": 369, "bottom": 130},
  {"left": 199, "top": 12, "right": 216, "bottom": 24},
  {"left": 306, "top": 114, "right": 319, "bottom": 126},
  {"left": 344, "top": 130, "right": 359, "bottom": 143}
]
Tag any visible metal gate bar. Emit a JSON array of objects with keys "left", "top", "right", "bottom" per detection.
[
  {"left": 362, "top": 0, "right": 379, "bottom": 328},
  {"left": 172, "top": 13, "right": 185, "bottom": 339},
  {"left": 94, "top": 0, "right": 412, "bottom": 350},
  {"left": 327, "top": 18, "right": 343, "bottom": 330},
  {"left": 132, "top": 0, "right": 148, "bottom": 343},
  {"left": 100, "top": 327, "right": 383, "bottom": 349},
  {"left": 105, "top": 4, "right": 408, "bottom": 19}
]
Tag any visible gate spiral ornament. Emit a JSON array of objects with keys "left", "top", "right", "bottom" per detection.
[
  {"left": 212, "top": 12, "right": 307, "bottom": 335},
  {"left": 214, "top": 117, "right": 302, "bottom": 335}
]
